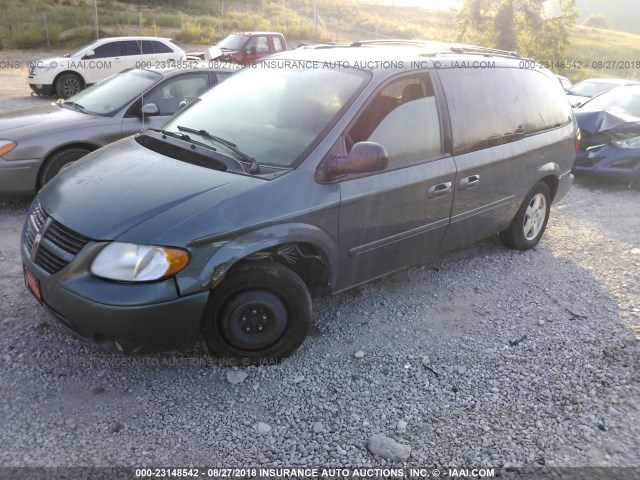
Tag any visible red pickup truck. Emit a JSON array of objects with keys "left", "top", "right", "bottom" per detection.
[{"left": 214, "top": 32, "right": 288, "bottom": 65}]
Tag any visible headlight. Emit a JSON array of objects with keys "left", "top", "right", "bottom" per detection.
[
  {"left": 613, "top": 136, "right": 640, "bottom": 149},
  {"left": 31, "top": 66, "right": 51, "bottom": 74},
  {"left": 0, "top": 140, "right": 17, "bottom": 156},
  {"left": 91, "top": 242, "right": 190, "bottom": 282}
]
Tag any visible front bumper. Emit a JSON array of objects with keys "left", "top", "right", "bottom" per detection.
[
  {"left": 553, "top": 170, "right": 573, "bottom": 205},
  {"left": 20, "top": 203, "right": 209, "bottom": 353},
  {"left": 0, "top": 157, "right": 41, "bottom": 194},
  {"left": 27, "top": 82, "right": 55, "bottom": 96},
  {"left": 574, "top": 147, "right": 640, "bottom": 184},
  {"left": 38, "top": 279, "right": 209, "bottom": 353}
]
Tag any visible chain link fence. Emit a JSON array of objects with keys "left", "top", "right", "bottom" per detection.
[{"left": 0, "top": 7, "right": 332, "bottom": 50}]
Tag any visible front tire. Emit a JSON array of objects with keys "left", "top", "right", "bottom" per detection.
[
  {"left": 55, "top": 73, "right": 83, "bottom": 98},
  {"left": 202, "top": 262, "right": 312, "bottom": 364},
  {"left": 500, "top": 181, "right": 551, "bottom": 250},
  {"left": 39, "top": 147, "right": 90, "bottom": 188}
]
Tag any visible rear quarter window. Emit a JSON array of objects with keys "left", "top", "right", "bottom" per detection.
[
  {"left": 123, "top": 40, "right": 144, "bottom": 56},
  {"left": 151, "top": 41, "right": 174, "bottom": 54},
  {"left": 272, "top": 36, "right": 284, "bottom": 52},
  {"left": 438, "top": 67, "right": 572, "bottom": 154}
]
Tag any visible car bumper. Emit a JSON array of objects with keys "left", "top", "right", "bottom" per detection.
[
  {"left": 20, "top": 209, "right": 209, "bottom": 353},
  {"left": 553, "top": 169, "right": 573, "bottom": 205},
  {"left": 27, "top": 81, "right": 55, "bottom": 96},
  {"left": 574, "top": 148, "right": 640, "bottom": 183},
  {"left": 40, "top": 281, "right": 209, "bottom": 354},
  {"left": 0, "top": 157, "right": 40, "bottom": 194}
]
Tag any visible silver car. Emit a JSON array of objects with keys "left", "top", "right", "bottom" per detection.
[{"left": 0, "top": 64, "right": 239, "bottom": 194}]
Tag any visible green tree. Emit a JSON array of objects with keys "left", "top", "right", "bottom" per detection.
[
  {"left": 457, "top": 0, "right": 578, "bottom": 63},
  {"left": 583, "top": 13, "right": 609, "bottom": 29}
]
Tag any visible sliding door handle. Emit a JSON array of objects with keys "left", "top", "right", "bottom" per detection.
[{"left": 427, "top": 182, "right": 452, "bottom": 198}]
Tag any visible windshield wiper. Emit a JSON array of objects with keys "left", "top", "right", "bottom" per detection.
[
  {"left": 62, "top": 101, "right": 87, "bottom": 113},
  {"left": 148, "top": 127, "right": 202, "bottom": 144},
  {"left": 177, "top": 125, "right": 260, "bottom": 174}
]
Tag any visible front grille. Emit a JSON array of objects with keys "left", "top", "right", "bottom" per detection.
[
  {"left": 26, "top": 200, "right": 90, "bottom": 274},
  {"left": 25, "top": 201, "right": 47, "bottom": 249},
  {"left": 45, "top": 221, "right": 87, "bottom": 255}
]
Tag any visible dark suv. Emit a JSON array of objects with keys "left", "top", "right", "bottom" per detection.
[{"left": 21, "top": 42, "right": 578, "bottom": 363}]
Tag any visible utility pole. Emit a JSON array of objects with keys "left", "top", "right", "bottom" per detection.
[
  {"left": 313, "top": 0, "right": 317, "bottom": 40},
  {"left": 43, "top": 14, "right": 50, "bottom": 49},
  {"left": 221, "top": 1, "right": 224, "bottom": 37},
  {"left": 94, "top": 0, "right": 99, "bottom": 39}
]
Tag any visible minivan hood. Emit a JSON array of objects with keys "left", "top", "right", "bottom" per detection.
[
  {"left": 0, "top": 103, "right": 88, "bottom": 137},
  {"left": 39, "top": 137, "right": 265, "bottom": 242}
]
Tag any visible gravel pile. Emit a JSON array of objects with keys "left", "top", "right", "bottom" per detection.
[{"left": 0, "top": 88, "right": 638, "bottom": 472}]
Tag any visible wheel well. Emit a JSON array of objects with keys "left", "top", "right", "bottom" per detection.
[
  {"left": 53, "top": 70, "right": 86, "bottom": 89},
  {"left": 540, "top": 175, "right": 559, "bottom": 201},
  {"left": 38, "top": 143, "right": 99, "bottom": 185},
  {"left": 231, "top": 242, "right": 329, "bottom": 293}
]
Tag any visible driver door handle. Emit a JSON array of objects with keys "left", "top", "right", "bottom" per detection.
[{"left": 459, "top": 175, "right": 480, "bottom": 190}]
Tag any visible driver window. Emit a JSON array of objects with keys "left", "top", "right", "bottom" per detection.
[
  {"left": 347, "top": 75, "right": 442, "bottom": 166},
  {"left": 142, "top": 75, "right": 208, "bottom": 116},
  {"left": 248, "top": 36, "right": 269, "bottom": 53},
  {"left": 92, "top": 41, "right": 124, "bottom": 59}
]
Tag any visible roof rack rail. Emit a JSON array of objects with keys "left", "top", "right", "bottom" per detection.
[
  {"left": 294, "top": 42, "right": 350, "bottom": 50},
  {"left": 350, "top": 39, "right": 522, "bottom": 59},
  {"left": 350, "top": 39, "right": 435, "bottom": 48},
  {"left": 447, "top": 44, "right": 521, "bottom": 58}
]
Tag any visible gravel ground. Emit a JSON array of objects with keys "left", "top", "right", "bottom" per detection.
[{"left": 0, "top": 62, "right": 639, "bottom": 476}]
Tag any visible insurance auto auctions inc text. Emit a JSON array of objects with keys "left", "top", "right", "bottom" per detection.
[{"left": 187, "top": 467, "right": 497, "bottom": 478}]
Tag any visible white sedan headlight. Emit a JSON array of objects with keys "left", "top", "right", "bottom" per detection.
[{"left": 91, "top": 242, "right": 190, "bottom": 282}]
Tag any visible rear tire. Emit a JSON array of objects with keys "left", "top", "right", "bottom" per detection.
[
  {"left": 500, "top": 181, "right": 551, "bottom": 250},
  {"left": 202, "top": 261, "right": 311, "bottom": 365},
  {"left": 39, "top": 147, "right": 90, "bottom": 189},
  {"left": 55, "top": 73, "right": 83, "bottom": 99}
]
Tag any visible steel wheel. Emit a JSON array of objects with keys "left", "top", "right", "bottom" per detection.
[
  {"left": 202, "top": 261, "right": 311, "bottom": 364},
  {"left": 221, "top": 291, "right": 288, "bottom": 351}
]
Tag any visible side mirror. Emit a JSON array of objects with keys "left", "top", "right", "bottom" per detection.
[
  {"left": 245, "top": 46, "right": 257, "bottom": 56},
  {"left": 83, "top": 50, "right": 95, "bottom": 59},
  {"left": 140, "top": 103, "right": 159, "bottom": 116},
  {"left": 325, "top": 142, "right": 388, "bottom": 177},
  {"left": 178, "top": 99, "right": 188, "bottom": 110}
]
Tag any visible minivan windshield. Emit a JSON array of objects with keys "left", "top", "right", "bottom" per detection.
[
  {"left": 62, "top": 69, "right": 161, "bottom": 116},
  {"left": 162, "top": 64, "right": 370, "bottom": 167}
]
